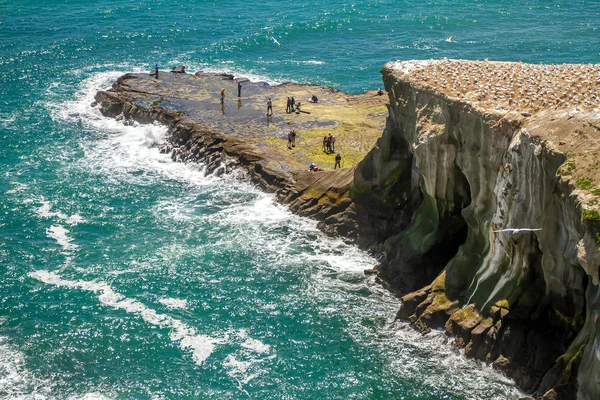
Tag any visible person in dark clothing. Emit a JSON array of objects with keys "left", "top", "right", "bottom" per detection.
[
  {"left": 286, "top": 97, "right": 291, "bottom": 113},
  {"left": 310, "top": 95, "right": 318, "bottom": 103},
  {"left": 154, "top": 64, "right": 159, "bottom": 79},
  {"left": 322, "top": 136, "right": 328, "bottom": 153},
  {"left": 290, "top": 97, "right": 296, "bottom": 111},
  {"left": 220, "top": 88, "right": 225, "bottom": 104},
  {"left": 267, "top": 98, "right": 273, "bottom": 116},
  {"left": 334, "top": 153, "right": 342, "bottom": 169},
  {"left": 238, "top": 81, "right": 242, "bottom": 97},
  {"left": 327, "top": 134, "right": 333, "bottom": 153},
  {"left": 330, "top": 135, "right": 336, "bottom": 152},
  {"left": 290, "top": 130, "right": 296, "bottom": 147},
  {"left": 287, "top": 131, "right": 293, "bottom": 149}
]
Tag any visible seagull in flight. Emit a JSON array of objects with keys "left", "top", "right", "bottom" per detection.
[{"left": 492, "top": 228, "right": 542, "bottom": 234}]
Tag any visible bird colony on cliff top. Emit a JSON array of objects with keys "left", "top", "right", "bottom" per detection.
[{"left": 398, "top": 60, "right": 600, "bottom": 112}]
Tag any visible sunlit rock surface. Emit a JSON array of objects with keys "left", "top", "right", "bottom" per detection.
[
  {"left": 94, "top": 70, "right": 387, "bottom": 234},
  {"left": 352, "top": 60, "right": 600, "bottom": 399}
]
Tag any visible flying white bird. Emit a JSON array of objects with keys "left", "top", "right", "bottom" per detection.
[
  {"left": 492, "top": 228, "right": 542, "bottom": 234},
  {"left": 272, "top": 37, "right": 281, "bottom": 46}
]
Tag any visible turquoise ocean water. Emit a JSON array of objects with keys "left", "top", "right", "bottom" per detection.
[{"left": 1, "top": 1, "right": 599, "bottom": 399}]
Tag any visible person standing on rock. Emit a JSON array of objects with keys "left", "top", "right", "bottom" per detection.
[
  {"left": 291, "top": 129, "right": 296, "bottom": 148},
  {"left": 267, "top": 98, "right": 273, "bottom": 116},
  {"left": 327, "top": 134, "right": 333, "bottom": 153},
  {"left": 238, "top": 81, "right": 242, "bottom": 97},
  {"left": 291, "top": 96, "right": 296, "bottom": 112},
  {"left": 220, "top": 88, "right": 225, "bottom": 104},
  {"left": 330, "top": 134, "right": 336, "bottom": 152},
  {"left": 286, "top": 97, "right": 291, "bottom": 113},
  {"left": 322, "top": 135, "right": 328, "bottom": 153},
  {"left": 154, "top": 64, "right": 159, "bottom": 79},
  {"left": 287, "top": 131, "right": 293, "bottom": 149},
  {"left": 334, "top": 153, "right": 342, "bottom": 169}
]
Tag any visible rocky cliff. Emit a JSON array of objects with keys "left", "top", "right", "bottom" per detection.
[
  {"left": 351, "top": 60, "right": 600, "bottom": 399},
  {"left": 96, "top": 62, "right": 600, "bottom": 399}
]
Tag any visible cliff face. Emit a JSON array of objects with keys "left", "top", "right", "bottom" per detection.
[
  {"left": 96, "top": 64, "right": 600, "bottom": 399},
  {"left": 352, "top": 61, "right": 600, "bottom": 399}
]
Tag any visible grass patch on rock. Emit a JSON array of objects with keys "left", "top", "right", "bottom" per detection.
[{"left": 576, "top": 177, "right": 594, "bottom": 190}]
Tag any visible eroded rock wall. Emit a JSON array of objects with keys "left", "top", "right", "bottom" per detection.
[{"left": 352, "top": 63, "right": 600, "bottom": 399}]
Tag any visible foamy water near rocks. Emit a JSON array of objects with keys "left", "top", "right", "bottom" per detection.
[{"left": 96, "top": 61, "right": 600, "bottom": 399}]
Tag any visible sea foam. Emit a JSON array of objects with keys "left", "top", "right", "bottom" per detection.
[
  {"left": 28, "top": 270, "right": 220, "bottom": 366},
  {"left": 48, "top": 70, "right": 225, "bottom": 190},
  {"left": 36, "top": 199, "right": 86, "bottom": 225},
  {"left": 46, "top": 225, "right": 77, "bottom": 252},
  {"left": 0, "top": 336, "right": 51, "bottom": 400},
  {"left": 158, "top": 297, "right": 188, "bottom": 310}
]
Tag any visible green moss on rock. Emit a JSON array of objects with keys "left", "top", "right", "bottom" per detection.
[
  {"left": 556, "top": 340, "right": 587, "bottom": 373},
  {"left": 583, "top": 209, "right": 600, "bottom": 222},
  {"left": 576, "top": 177, "right": 594, "bottom": 190}
]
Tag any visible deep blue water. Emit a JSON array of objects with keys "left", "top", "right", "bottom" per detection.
[{"left": 1, "top": 1, "right": 599, "bottom": 399}]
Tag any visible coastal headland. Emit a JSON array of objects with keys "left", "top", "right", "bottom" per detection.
[
  {"left": 95, "top": 60, "right": 600, "bottom": 400},
  {"left": 94, "top": 70, "right": 387, "bottom": 234}
]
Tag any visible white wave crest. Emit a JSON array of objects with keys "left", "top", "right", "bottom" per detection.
[
  {"left": 206, "top": 191, "right": 377, "bottom": 275},
  {"left": 37, "top": 200, "right": 65, "bottom": 219},
  {"left": 67, "top": 394, "right": 113, "bottom": 400},
  {"left": 158, "top": 297, "right": 188, "bottom": 310},
  {"left": 46, "top": 70, "right": 224, "bottom": 189},
  {"left": 222, "top": 330, "right": 276, "bottom": 396},
  {"left": 299, "top": 60, "right": 325, "bottom": 65},
  {"left": 28, "top": 270, "right": 220, "bottom": 366},
  {"left": 237, "top": 329, "right": 271, "bottom": 354},
  {"left": 0, "top": 337, "right": 51, "bottom": 400},
  {"left": 36, "top": 199, "right": 86, "bottom": 225},
  {"left": 381, "top": 322, "right": 523, "bottom": 399},
  {"left": 196, "top": 64, "right": 282, "bottom": 86},
  {"left": 46, "top": 225, "right": 77, "bottom": 251}
]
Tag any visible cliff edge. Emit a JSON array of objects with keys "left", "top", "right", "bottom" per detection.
[{"left": 353, "top": 60, "right": 600, "bottom": 399}]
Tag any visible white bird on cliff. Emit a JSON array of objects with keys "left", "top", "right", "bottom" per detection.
[{"left": 492, "top": 228, "right": 542, "bottom": 234}]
